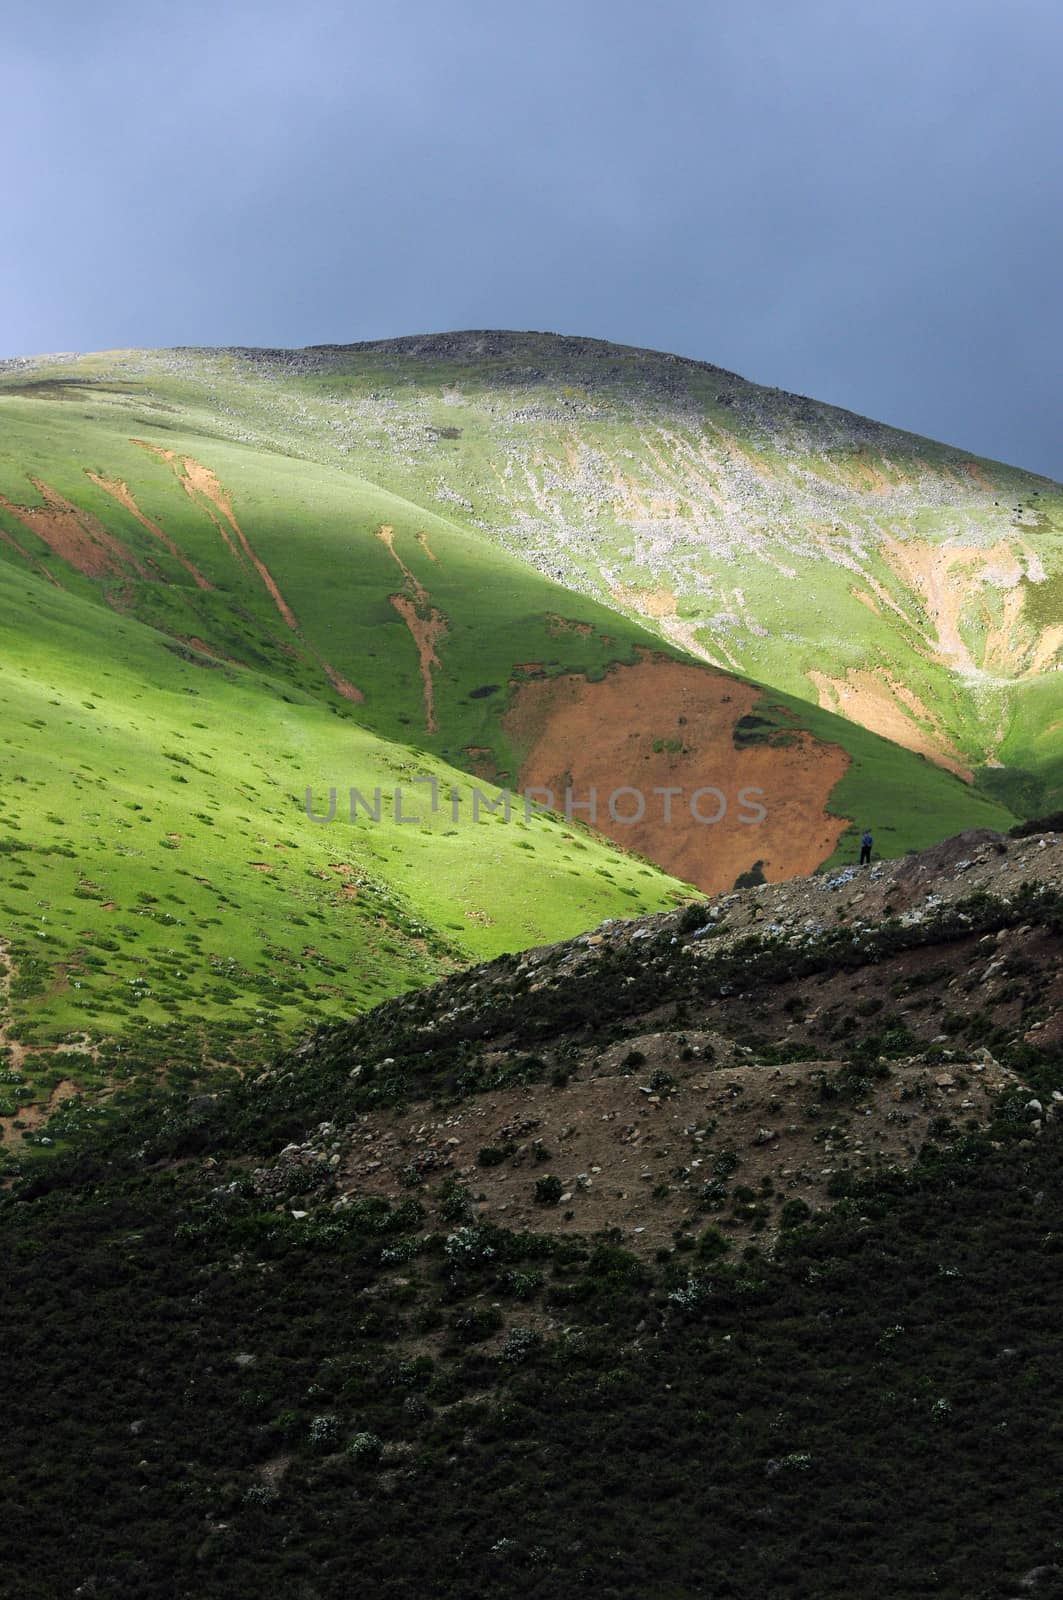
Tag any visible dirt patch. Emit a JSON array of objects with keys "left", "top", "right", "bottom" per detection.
[
  {"left": 86, "top": 474, "right": 214, "bottom": 590},
  {"left": 183, "top": 456, "right": 300, "bottom": 630},
  {"left": 417, "top": 530, "right": 438, "bottom": 562},
  {"left": 0, "top": 939, "right": 26, "bottom": 1081},
  {"left": 376, "top": 524, "right": 427, "bottom": 605},
  {"left": 808, "top": 668, "right": 973, "bottom": 780},
  {"left": 462, "top": 746, "right": 501, "bottom": 782},
  {"left": 545, "top": 613, "right": 594, "bottom": 638},
  {"left": 0, "top": 479, "right": 152, "bottom": 582},
  {"left": 134, "top": 441, "right": 302, "bottom": 628},
  {"left": 610, "top": 584, "right": 678, "bottom": 619},
  {"left": 177, "top": 636, "right": 250, "bottom": 669},
  {"left": 0, "top": 522, "right": 64, "bottom": 587},
  {"left": 320, "top": 662, "right": 365, "bottom": 703},
  {"left": 849, "top": 449, "right": 891, "bottom": 494},
  {"left": 333, "top": 1046, "right": 1020, "bottom": 1258},
  {"left": 134, "top": 441, "right": 364, "bottom": 702},
  {"left": 257, "top": 1455, "right": 293, "bottom": 1489},
  {"left": 4, "top": 1078, "right": 83, "bottom": 1140},
  {"left": 881, "top": 531, "right": 1058, "bottom": 680},
  {"left": 134, "top": 440, "right": 246, "bottom": 566},
  {"left": 983, "top": 588, "right": 1063, "bottom": 679},
  {"left": 389, "top": 594, "right": 447, "bottom": 734},
  {"left": 502, "top": 655, "right": 850, "bottom": 893},
  {"left": 377, "top": 524, "right": 448, "bottom": 732}
]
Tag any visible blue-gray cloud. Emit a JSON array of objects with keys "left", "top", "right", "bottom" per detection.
[{"left": 5, "top": 0, "right": 1061, "bottom": 475}]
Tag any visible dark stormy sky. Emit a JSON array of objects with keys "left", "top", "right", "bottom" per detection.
[{"left": 6, "top": 0, "right": 1061, "bottom": 476}]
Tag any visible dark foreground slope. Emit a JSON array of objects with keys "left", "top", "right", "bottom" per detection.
[{"left": 3, "top": 827, "right": 1063, "bottom": 1600}]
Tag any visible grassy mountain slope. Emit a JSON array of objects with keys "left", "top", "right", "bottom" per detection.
[
  {"left": 0, "top": 339, "right": 1039, "bottom": 1135},
  {"left": 0, "top": 562, "right": 690, "bottom": 1141},
  {"left": 3, "top": 827, "right": 1063, "bottom": 1598},
  {"left": 0, "top": 363, "right": 1020, "bottom": 873},
  {"left": 7, "top": 331, "right": 1058, "bottom": 799}
]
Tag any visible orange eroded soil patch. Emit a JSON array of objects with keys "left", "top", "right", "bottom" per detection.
[
  {"left": 416, "top": 529, "right": 438, "bottom": 562},
  {"left": 133, "top": 440, "right": 298, "bottom": 626},
  {"left": 389, "top": 594, "right": 448, "bottom": 734},
  {"left": 1025, "top": 627, "right": 1063, "bottom": 677},
  {"left": 0, "top": 522, "right": 63, "bottom": 586},
  {"left": 86, "top": 473, "right": 213, "bottom": 590},
  {"left": 881, "top": 532, "right": 1054, "bottom": 678},
  {"left": 376, "top": 523, "right": 428, "bottom": 604},
  {"left": 808, "top": 668, "right": 973, "bottom": 781},
  {"left": 0, "top": 479, "right": 152, "bottom": 581},
  {"left": 134, "top": 441, "right": 363, "bottom": 701},
  {"left": 182, "top": 456, "right": 299, "bottom": 630},
  {"left": 177, "top": 636, "right": 249, "bottom": 668},
  {"left": 133, "top": 441, "right": 246, "bottom": 565},
  {"left": 503, "top": 656, "right": 849, "bottom": 894},
  {"left": 320, "top": 662, "right": 365, "bottom": 703},
  {"left": 377, "top": 524, "right": 447, "bottom": 731},
  {"left": 983, "top": 588, "right": 1063, "bottom": 678},
  {"left": 610, "top": 584, "right": 678, "bottom": 618}
]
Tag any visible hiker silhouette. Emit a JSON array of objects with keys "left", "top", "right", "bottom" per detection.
[{"left": 859, "top": 829, "right": 873, "bottom": 866}]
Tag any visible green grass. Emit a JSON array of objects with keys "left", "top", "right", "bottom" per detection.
[
  {"left": 0, "top": 561, "right": 693, "bottom": 1129},
  {"left": 7, "top": 333, "right": 1059, "bottom": 788},
  {"left": 0, "top": 339, "right": 1048, "bottom": 1130}
]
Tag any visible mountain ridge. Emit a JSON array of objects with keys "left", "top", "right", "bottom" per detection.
[
  {"left": 0, "top": 329, "right": 1055, "bottom": 1142},
  {"left": 8, "top": 327, "right": 1053, "bottom": 801}
]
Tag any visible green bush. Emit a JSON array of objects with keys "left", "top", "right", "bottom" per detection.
[
  {"left": 677, "top": 901, "right": 709, "bottom": 932},
  {"left": 534, "top": 1175, "right": 564, "bottom": 1207},
  {"left": 346, "top": 1430, "right": 383, "bottom": 1464}
]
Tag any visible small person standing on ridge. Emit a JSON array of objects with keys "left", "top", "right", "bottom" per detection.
[{"left": 859, "top": 828, "right": 873, "bottom": 866}]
